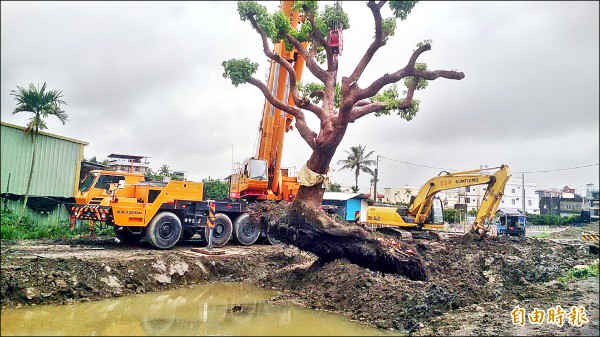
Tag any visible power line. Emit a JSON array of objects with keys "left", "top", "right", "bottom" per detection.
[
  {"left": 379, "top": 155, "right": 599, "bottom": 175},
  {"left": 378, "top": 155, "right": 455, "bottom": 172},
  {"left": 516, "top": 163, "right": 599, "bottom": 174}
]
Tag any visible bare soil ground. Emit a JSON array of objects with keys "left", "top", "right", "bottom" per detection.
[{"left": 1, "top": 226, "right": 598, "bottom": 336}]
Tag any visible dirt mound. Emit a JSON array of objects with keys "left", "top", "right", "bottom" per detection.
[
  {"left": 262, "top": 237, "right": 596, "bottom": 333},
  {"left": 1, "top": 235, "right": 598, "bottom": 336},
  {"left": 551, "top": 227, "right": 588, "bottom": 239}
]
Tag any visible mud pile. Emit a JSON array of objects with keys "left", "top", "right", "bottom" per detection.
[
  {"left": 1, "top": 235, "right": 598, "bottom": 335},
  {"left": 261, "top": 237, "right": 596, "bottom": 333}
]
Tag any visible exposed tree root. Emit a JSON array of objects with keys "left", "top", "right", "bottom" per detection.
[{"left": 249, "top": 202, "right": 428, "bottom": 281}]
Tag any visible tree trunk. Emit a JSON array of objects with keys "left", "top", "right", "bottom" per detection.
[
  {"left": 254, "top": 145, "right": 428, "bottom": 281},
  {"left": 19, "top": 136, "right": 36, "bottom": 223}
]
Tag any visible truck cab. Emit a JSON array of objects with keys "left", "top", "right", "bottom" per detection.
[
  {"left": 75, "top": 170, "right": 146, "bottom": 205},
  {"left": 496, "top": 214, "right": 526, "bottom": 237}
]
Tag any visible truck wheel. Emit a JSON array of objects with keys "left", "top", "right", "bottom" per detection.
[
  {"left": 204, "top": 213, "right": 232, "bottom": 248},
  {"left": 145, "top": 212, "right": 182, "bottom": 249},
  {"left": 233, "top": 213, "right": 260, "bottom": 246},
  {"left": 114, "top": 226, "right": 144, "bottom": 244}
]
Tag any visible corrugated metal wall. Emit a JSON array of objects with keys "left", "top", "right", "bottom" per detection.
[{"left": 1, "top": 122, "right": 87, "bottom": 221}]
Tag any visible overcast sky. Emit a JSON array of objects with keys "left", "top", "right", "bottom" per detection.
[{"left": 2, "top": 1, "right": 598, "bottom": 195}]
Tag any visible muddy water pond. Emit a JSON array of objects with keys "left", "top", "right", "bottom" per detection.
[{"left": 1, "top": 282, "right": 403, "bottom": 336}]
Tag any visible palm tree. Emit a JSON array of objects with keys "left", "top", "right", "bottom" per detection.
[
  {"left": 405, "top": 188, "right": 413, "bottom": 202},
  {"left": 11, "top": 83, "right": 68, "bottom": 222},
  {"left": 337, "top": 145, "right": 376, "bottom": 193},
  {"left": 159, "top": 164, "right": 170, "bottom": 177}
]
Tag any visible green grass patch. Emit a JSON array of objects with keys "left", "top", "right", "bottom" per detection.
[
  {"left": 558, "top": 260, "right": 599, "bottom": 284},
  {"left": 532, "top": 232, "right": 552, "bottom": 239},
  {"left": 0, "top": 209, "right": 111, "bottom": 240}
]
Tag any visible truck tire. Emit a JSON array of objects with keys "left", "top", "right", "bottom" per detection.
[
  {"left": 145, "top": 212, "right": 182, "bottom": 249},
  {"left": 204, "top": 213, "right": 232, "bottom": 248},
  {"left": 233, "top": 213, "right": 260, "bottom": 246},
  {"left": 114, "top": 226, "right": 144, "bottom": 244}
]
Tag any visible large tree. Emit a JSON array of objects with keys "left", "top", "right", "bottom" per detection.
[
  {"left": 10, "top": 83, "right": 68, "bottom": 222},
  {"left": 223, "top": 1, "right": 464, "bottom": 279},
  {"left": 337, "top": 144, "right": 376, "bottom": 193}
]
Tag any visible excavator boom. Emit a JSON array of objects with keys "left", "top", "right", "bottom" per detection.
[
  {"left": 409, "top": 165, "right": 511, "bottom": 233},
  {"left": 366, "top": 165, "right": 511, "bottom": 238}
]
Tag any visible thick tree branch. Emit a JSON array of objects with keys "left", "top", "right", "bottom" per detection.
[
  {"left": 247, "top": 15, "right": 325, "bottom": 120},
  {"left": 356, "top": 43, "right": 464, "bottom": 101},
  {"left": 347, "top": 0, "right": 387, "bottom": 85},
  {"left": 302, "top": 7, "right": 335, "bottom": 72},
  {"left": 294, "top": 115, "right": 318, "bottom": 150},
  {"left": 248, "top": 77, "right": 317, "bottom": 150},
  {"left": 348, "top": 102, "right": 387, "bottom": 122},
  {"left": 282, "top": 31, "right": 327, "bottom": 83}
]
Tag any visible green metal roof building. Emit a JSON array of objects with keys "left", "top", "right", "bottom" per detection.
[{"left": 1, "top": 121, "right": 88, "bottom": 222}]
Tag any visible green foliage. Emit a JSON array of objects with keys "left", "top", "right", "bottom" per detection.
[
  {"left": 350, "top": 186, "right": 360, "bottom": 193},
  {"left": 527, "top": 214, "right": 579, "bottom": 226},
  {"left": 292, "top": 0, "right": 318, "bottom": 14},
  {"left": 403, "top": 62, "right": 429, "bottom": 91},
  {"left": 203, "top": 178, "right": 229, "bottom": 200},
  {"left": 381, "top": 17, "right": 397, "bottom": 39},
  {"left": 222, "top": 58, "right": 259, "bottom": 87},
  {"left": 144, "top": 168, "right": 162, "bottom": 181},
  {"left": 145, "top": 165, "right": 183, "bottom": 182},
  {"left": 388, "top": 1, "right": 419, "bottom": 21},
  {"left": 321, "top": 3, "right": 350, "bottom": 30},
  {"left": 372, "top": 84, "right": 419, "bottom": 121},
  {"left": 299, "top": 82, "right": 340, "bottom": 107},
  {"left": 337, "top": 145, "right": 376, "bottom": 191},
  {"left": 444, "top": 208, "right": 457, "bottom": 223},
  {"left": 237, "top": 1, "right": 275, "bottom": 39},
  {"left": 10, "top": 82, "right": 68, "bottom": 137},
  {"left": 558, "top": 261, "right": 599, "bottom": 284},
  {"left": 326, "top": 181, "right": 342, "bottom": 192}
]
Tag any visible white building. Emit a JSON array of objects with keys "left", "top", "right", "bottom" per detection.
[{"left": 107, "top": 153, "right": 150, "bottom": 174}]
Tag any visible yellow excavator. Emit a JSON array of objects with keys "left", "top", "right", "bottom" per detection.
[{"left": 366, "top": 165, "right": 511, "bottom": 240}]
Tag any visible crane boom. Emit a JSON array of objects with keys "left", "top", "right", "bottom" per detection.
[{"left": 229, "top": 1, "right": 307, "bottom": 202}]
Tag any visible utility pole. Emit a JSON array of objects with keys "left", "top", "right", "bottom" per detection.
[
  {"left": 373, "top": 155, "right": 379, "bottom": 204},
  {"left": 522, "top": 174, "right": 526, "bottom": 214}
]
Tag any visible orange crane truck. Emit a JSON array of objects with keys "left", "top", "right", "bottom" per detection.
[
  {"left": 71, "top": 170, "right": 249, "bottom": 249},
  {"left": 228, "top": 0, "right": 319, "bottom": 245},
  {"left": 71, "top": 1, "right": 314, "bottom": 250}
]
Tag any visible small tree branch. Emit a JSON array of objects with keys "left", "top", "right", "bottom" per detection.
[{"left": 348, "top": 78, "right": 419, "bottom": 122}]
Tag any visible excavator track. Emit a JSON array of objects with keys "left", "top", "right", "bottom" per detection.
[{"left": 375, "top": 226, "right": 450, "bottom": 242}]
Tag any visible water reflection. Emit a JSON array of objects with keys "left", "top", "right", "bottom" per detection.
[{"left": 1, "top": 282, "right": 403, "bottom": 336}]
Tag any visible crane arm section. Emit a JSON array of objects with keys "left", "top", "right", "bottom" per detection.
[
  {"left": 229, "top": 1, "right": 307, "bottom": 202},
  {"left": 408, "top": 165, "right": 511, "bottom": 230}
]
